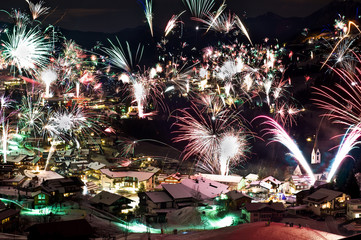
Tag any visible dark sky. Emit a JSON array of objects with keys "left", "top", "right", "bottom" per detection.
[{"left": 0, "top": 0, "right": 358, "bottom": 32}]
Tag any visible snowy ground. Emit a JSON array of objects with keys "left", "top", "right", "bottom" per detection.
[{"left": 116, "top": 222, "right": 345, "bottom": 240}]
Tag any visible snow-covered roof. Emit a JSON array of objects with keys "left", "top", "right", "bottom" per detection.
[
  {"left": 3, "top": 175, "right": 25, "bottom": 182},
  {"left": 145, "top": 191, "right": 173, "bottom": 203},
  {"left": 90, "top": 191, "right": 130, "bottom": 206},
  {"left": 245, "top": 173, "right": 258, "bottom": 181},
  {"left": 162, "top": 184, "right": 194, "bottom": 199},
  {"left": 181, "top": 177, "right": 229, "bottom": 199},
  {"left": 100, "top": 169, "right": 155, "bottom": 181},
  {"left": 197, "top": 173, "right": 242, "bottom": 183},
  {"left": 226, "top": 190, "right": 252, "bottom": 200},
  {"left": 7, "top": 155, "right": 27, "bottom": 163},
  {"left": 303, "top": 188, "right": 344, "bottom": 204},
  {"left": 88, "top": 162, "right": 106, "bottom": 170},
  {"left": 31, "top": 190, "right": 50, "bottom": 197},
  {"left": 262, "top": 176, "right": 282, "bottom": 185},
  {"left": 291, "top": 175, "right": 312, "bottom": 184}
]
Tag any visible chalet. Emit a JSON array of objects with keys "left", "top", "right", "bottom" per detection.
[
  {"left": 245, "top": 174, "right": 259, "bottom": 183},
  {"left": 32, "top": 190, "right": 51, "bottom": 208},
  {"left": 246, "top": 181, "right": 269, "bottom": 199},
  {"left": 0, "top": 164, "right": 13, "bottom": 181},
  {"left": 41, "top": 177, "right": 84, "bottom": 200},
  {"left": 100, "top": 168, "right": 156, "bottom": 191},
  {"left": 162, "top": 183, "right": 196, "bottom": 208},
  {"left": 303, "top": 188, "right": 349, "bottom": 216},
  {"left": 346, "top": 199, "right": 361, "bottom": 220},
  {"left": 288, "top": 175, "right": 313, "bottom": 193},
  {"left": 6, "top": 155, "right": 27, "bottom": 166},
  {"left": 226, "top": 190, "right": 253, "bottom": 210},
  {"left": 0, "top": 208, "right": 20, "bottom": 232},
  {"left": 139, "top": 191, "right": 175, "bottom": 222},
  {"left": 158, "top": 173, "right": 182, "bottom": 185},
  {"left": 90, "top": 191, "right": 132, "bottom": 214},
  {"left": 196, "top": 173, "right": 243, "bottom": 190},
  {"left": 242, "top": 202, "right": 286, "bottom": 223},
  {"left": 261, "top": 176, "right": 282, "bottom": 193},
  {"left": 1, "top": 175, "right": 26, "bottom": 187},
  {"left": 182, "top": 176, "right": 229, "bottom": 199}
]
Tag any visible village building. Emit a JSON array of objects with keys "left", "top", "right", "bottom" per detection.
[
  {"left": 225, "top": 190, "right": 253, "bottom": 210},
  {"left": 138, "top": 191, "right": 175, "bottom": 222},
  {"left": 41, "top": 177, "right": 84, "bottom": 200},
  {"left": 196, "top": 173, "right": 243, "bottom": 190},
  {"left": 261, "top": 176, "right": 282, "bottom": 193},
  {"left": 0, "top": 201, "right": 20, "bottom": 233},
  {"left": 90, "top": 191, "right": 132, "bottom": 214},
  {"left": 242, "top": 202, "right": 286, "bottom": 223},
  {"left": 32, "top": 190, "right": 51, "bottom": 208},
  {"left": 100, "top": 168, "right": 156, "bottom": 192},
  {"left": 303, "top": 188, "right": 349, "bottom": 216},
  {"left": 346, "top": 198, "right": 361, "bottom": 220}
]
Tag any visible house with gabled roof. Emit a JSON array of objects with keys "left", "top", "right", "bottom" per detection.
[
  {"left": 242, "top": 202, "right": 286, "bottom": 223},
  {"left": 303, "top": 188, "right": 349, "bottom": 216},
  {"left": 90, "top": 191, "right": 132, "bottom": 214},
  {"left": 100, "top": 168, "right": 156, "bottom": 192},
  {"left": 226, "top": 190, "right": 253, "bottom": 210},
  {"left": 138, "top": 191, "right": 175, "bottom": 222},
  {"left": 262, "top": 176, "right": 282, "bottom": 193}
]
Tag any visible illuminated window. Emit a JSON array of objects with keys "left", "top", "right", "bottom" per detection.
[{"left": 1, "top": 218, "right": 9, "bottom": 224}]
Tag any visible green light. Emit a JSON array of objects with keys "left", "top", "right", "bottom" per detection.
[{"left": 0, "top": 198, "right": 66, "bottom": 216}]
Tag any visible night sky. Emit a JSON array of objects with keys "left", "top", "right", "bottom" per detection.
[{"left": 0, "top": 0, "right": 359, "bottom": 33}]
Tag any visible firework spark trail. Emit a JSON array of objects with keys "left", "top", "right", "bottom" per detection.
[
  {"left": 313, "top": 62, "right": 361, "bottom": 126},
  {"left": 0, "top": 96, "right": 14, "bottom": 163},
  {"left": 205, "top": 1, "right": 227, "bottom": 33},
  {"left": 103, "top": 39, "right": 144, "bottom": 72},
  {"left": 132, "top": 80, "right": 146, "bottom": 118},
  {"left": 218, "top": 130, "right": 246, "bottom": 176},
  {"left": 39, "top": 67, "right": 57, "bottom": 98},
  {"left": 138, "top": 0, "right": 153, "bottom": 37},
  {"left": 26, "top": 0, "right": 50, "bottom": 20},
  {"left": 327, "top": 123, "right": 361, "bottom": 182},
  {"left": 165, "top": 11, "right": 185, "bottom": 36},
  {"left": 234, "top": 15, "right": 253, "bottom": 45},
  {"left": 182, "top": 0, "right": 215, "bottom": 18},
  {"left": 2, "top": 26, "right": 51, "bottom": 74},
  {"left": 257, "top": 115, "right": 316, "bottom": 184}
]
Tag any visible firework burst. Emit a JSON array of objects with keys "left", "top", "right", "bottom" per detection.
[
  {"left": 173, "top": 102, "right": 249, "bottom": 175},
  {"left": 26, "top": 0, "right": 50, "bottom": 20},
  {"left": 18, "top": 96, "right": 44, "bottom": 137},
  {"left": 2, "top": 26, "right": 51, "bottom": 74}
]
